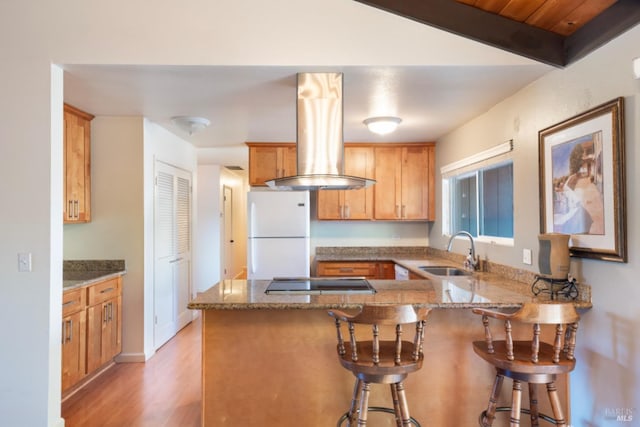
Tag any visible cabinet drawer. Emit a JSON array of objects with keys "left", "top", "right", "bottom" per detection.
[
  {"left": 62, "top": 288, "right": 86, "bottom": 316},
  {"left": 87, "top": 277, "right": 121, "bottom": 306},
  {"left": 317, "top": 262, "right": 378, "bottom": 278}
]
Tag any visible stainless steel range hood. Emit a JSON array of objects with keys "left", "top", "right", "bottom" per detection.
[{"left": 265, "top": 73, "right": 375, "bottom": 191}]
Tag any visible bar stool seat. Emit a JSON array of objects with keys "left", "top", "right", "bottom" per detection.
[
  {"left": 328, "top": 304, "right": 430, "bottom": 427},
  {"left": 472, "top": 302, "right": 580, "bottom": 427}
]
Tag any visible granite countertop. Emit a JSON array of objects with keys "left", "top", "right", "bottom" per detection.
[
  {"left": 189, "top": 246, "right": 592, "bottom": 310},
  {"left": 63, "top": 260, "right": 126, "bottom": 290},
  {"left": 188, "top": 254, "right": 592, "bottom": 310}
]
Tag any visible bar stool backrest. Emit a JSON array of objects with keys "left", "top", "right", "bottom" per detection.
[
  {"left": 328, "top": 305, "right": 430, "bottom": 365},
  {"left": 473, "top": 302, "right": 580, "bottom": 364}
]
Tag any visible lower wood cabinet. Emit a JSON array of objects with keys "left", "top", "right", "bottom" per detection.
[
  {"left": 86, "top": 277, "right": 122, "bottom": 373},
  {"left": 316, "top": 261, "right": 396, "bottom": 279},
  {"left": 61, "top": 288, "right": 87, "bottom": 392},
  {"left": 62, "top": 276, "right": 123, "bottom": 394}
]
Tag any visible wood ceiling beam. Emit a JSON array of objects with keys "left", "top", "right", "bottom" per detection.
[
  {"left": 354, "top": 0, "right": 566, "bottom": 67},
  {"left": 565, "top": 0, "right": 640, "bottom": 65},
  {"left": 355, "top": 0, "right": 640, "bottom": 67}
]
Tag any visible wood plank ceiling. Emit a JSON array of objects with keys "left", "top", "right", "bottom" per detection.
[{"left": 355, "top": 0, "right": 640, "bottom": 67}]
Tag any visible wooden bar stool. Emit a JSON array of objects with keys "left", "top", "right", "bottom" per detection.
[
  {"left": 472, "top": 302, "right": 580, "bottom": 426},
  {"left": 328, "top": 304, "right": 430, "bottom": 427}
]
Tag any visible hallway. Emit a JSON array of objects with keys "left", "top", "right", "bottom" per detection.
[{"left": 62, "top": 317, "right": 201, "bottom": 427}]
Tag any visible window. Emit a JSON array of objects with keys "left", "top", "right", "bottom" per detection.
[{"left": 443, "top": 161, "right": 514, "bottom": 243}]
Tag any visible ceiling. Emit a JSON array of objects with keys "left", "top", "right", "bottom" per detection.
[
  {"left": 62, "top": 1, "right": 640, "bottom": 170},
  {"left": 357, "top": 0, "right": 640, "bottom": 66}
]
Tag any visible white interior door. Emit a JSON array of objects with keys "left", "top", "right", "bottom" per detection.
[
  {"left": 223, "top": 186, "right": 233, "bottom": 279},
  {"left": 154, "top": 161, "right": 192, "bottom": 350}
]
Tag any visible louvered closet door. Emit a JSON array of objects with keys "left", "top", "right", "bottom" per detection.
[
  {"left": 175, "top": 174, "right": 192, "bottom": 331},
  {"left": 154, "top": 161, "right": 192, "bottom": 350}
]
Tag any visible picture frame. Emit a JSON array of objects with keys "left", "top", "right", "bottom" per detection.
[{"left": 538, "top": 97, "right": 626, "bottom": 262}]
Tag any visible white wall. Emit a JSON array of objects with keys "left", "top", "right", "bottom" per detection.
[
  {"left": 195, "top": 165, "right": 248, "bottom": 290},
  {"left": 311, "top": 221, "right": 430, "bottom": 252},
  {"left": 194, "top": 165, "right": 222, "bottom": 291},
  {"left": 433, "top": 25, "right": 640, "bottom": 424},
  {"left": 64, "top": 116, "right": 145, "bottom": 362},
  {"left": 143, "top": 119, "right": 197, "bottom": 358},
  {"left": 63, "top": 117, "right": 197, "bottom": 363},
  {"left": 0, "top": 0, "right": 624, "bottom": 425}
]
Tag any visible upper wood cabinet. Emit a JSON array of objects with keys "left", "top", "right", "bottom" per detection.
[
  {"left": 64, "top": 104, "right": 94, "bottom": 223},
  {"left": 246, "top": 141, "right": 436, "bottom": 221},
  {"left": 247, "top": 143, "right": 297, "bottom": 186},
  {"left": 317, "top": 145, "right": 374, "bottom": 220},
  {"left": 374, "top": 144, "right": 435, "bottom": 221}
]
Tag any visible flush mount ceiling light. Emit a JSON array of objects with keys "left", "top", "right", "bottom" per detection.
[
  {"left": 363, "top": 116, "right": 402, "bottom": 135},
  {"left": 171, "top": 116, "right": 211, "bottom": 135}
]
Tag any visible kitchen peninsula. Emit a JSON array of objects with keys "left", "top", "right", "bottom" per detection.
[{"left": 188, "top": 253, "right": 591, "bottom": 426}]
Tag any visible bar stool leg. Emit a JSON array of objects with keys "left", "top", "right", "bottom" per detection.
[
  {"left": 347, "top": 379, "right": 363, "bottom": 426},
  {"left": 390, "top": 383, "right": 403, "bottom": 427},
  {"left": 529, "top": 383, "right": 539, "bottom": 426},
  {"left": 510, "top": 380, "right": 522, "bottom": 426},
  {"left": 547, "top": 382, "right": 567, "bottom": 427},
  {"left": 395, "top": 381, "right": 412, "bottom": 427},
  {"left": 358, "top": 382, "right": 371, "bottom": 426},
  {"left": 481, "top": 373, "right": 504, "bottom": 426}
]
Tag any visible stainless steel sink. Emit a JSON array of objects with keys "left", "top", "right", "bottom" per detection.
[{"left": 418, "top": 266, "right": 471, "bottom": 276}]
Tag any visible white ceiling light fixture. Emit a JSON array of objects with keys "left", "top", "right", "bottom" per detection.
[
  {"left": 363, "top": 116, "right": 402, "bottom": 135},
  {"left": 171, "top": 116, "right": 211, "bottom": 135},
  {"left": 633, "top": 57, "right": 640, "bottom": 79}
]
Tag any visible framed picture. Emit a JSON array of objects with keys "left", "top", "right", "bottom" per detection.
[{"left": 538, "top": 97, "right": 626, "bottom": 262}]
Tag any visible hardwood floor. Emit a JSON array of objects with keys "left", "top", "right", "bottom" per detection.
[{"left": 62, "top": 317, "right": 202, "bottom": 427}]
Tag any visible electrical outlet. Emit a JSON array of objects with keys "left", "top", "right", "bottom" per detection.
[{"left": 522, "top": 248, "right": 532, "bottom": 265}]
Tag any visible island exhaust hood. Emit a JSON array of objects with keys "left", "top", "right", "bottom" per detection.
[{"left": 265, "top": 73, "right": 375, "bottom": 191}]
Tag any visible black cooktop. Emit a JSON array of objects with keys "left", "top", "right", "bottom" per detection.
[{"left": 265, "top": 277, "right": 376, "bottom": 295}]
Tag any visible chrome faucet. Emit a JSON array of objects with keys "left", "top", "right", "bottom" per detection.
[{"left": 447, "top": 231, "right": 479, "bottom": 271}]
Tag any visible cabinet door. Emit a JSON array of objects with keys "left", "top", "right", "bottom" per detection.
[
  {"left": 317, "top": 190, "right": 343, "bottom": 219},
  {"left": 316, "top": 261, "right": 378, "bottom": 278},
  {"left": 374, "top": 147, "right": 402, "bottom": 220},
  {"left": 401, "top": 146, "right": 432, "bottom": 220},
  {"left": 86, "top": 302, "right": 107, "bottom": 373},
  {"left": 61, "top": 310, "right": 86, "bottom": 392},
  {"left": 86, "top": 297, "right": 122, "bottom": 372},
  {"left": 282, "top": 145, "right": 298, "bottom": 177},
  {"left": 102, "top": 296, "right": 122, "bottom": 362},
  {"left": 63, "top": 104, "right": 93, "bottom": 223},
  {"left": 248, "top": 144, "right": 297, "bottom": 186},
  {"left": 377, "top": 261, "right": 396, "bottom": 279},
  {"left": 249, "top": 146, "right": 279, "bottom": 186},
  {"left": 342, "top": 146, "right": 374, "bottom": 220}
]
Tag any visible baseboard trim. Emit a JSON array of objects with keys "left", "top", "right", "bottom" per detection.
[
  {"left": 62, "top": 361, "right": 116, "bottom": 402},
  {"left": 115, "top": 352, "right": 151, "bottom": 363}
]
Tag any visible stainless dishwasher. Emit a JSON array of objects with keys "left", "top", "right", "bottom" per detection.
[{"left": 394, "top": 264, "right": 409, "bottom": 280}]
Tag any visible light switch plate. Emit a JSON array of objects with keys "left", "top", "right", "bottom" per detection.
[
  {"left": 522, "top": 248, "right": 532, "bottom": 265},
  {"left": 18, "top": 252, "right": 32, "bottom": 272}
]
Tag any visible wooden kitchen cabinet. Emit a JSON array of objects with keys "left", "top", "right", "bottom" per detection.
[
  {"left": 86, "top": 277, "right": 122, "bottom": 373},
  {"left": 377, "top": 261, "right": 396, "bottom": 279},
  {"left": 61, "top": 288, "right": 87, "bottom": 392},
  {"left": 247, "top": 142, "right": 297, "bottom": 186},
  {"left": 316, "top": 261, "right": 395, "bottom": 279},
  {"left": 374, "top": 144, "right": 435, "bottom": 221},
  {"left": 317, "top": 145, "right": 375, "bottom": 220},
  {"left": 63, "top": 104, "right": 94, "bottom": 223}
]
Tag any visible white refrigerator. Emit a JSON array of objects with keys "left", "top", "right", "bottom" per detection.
[{"left": 247, "top": 191, "right": 310, "bottom": 280}]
